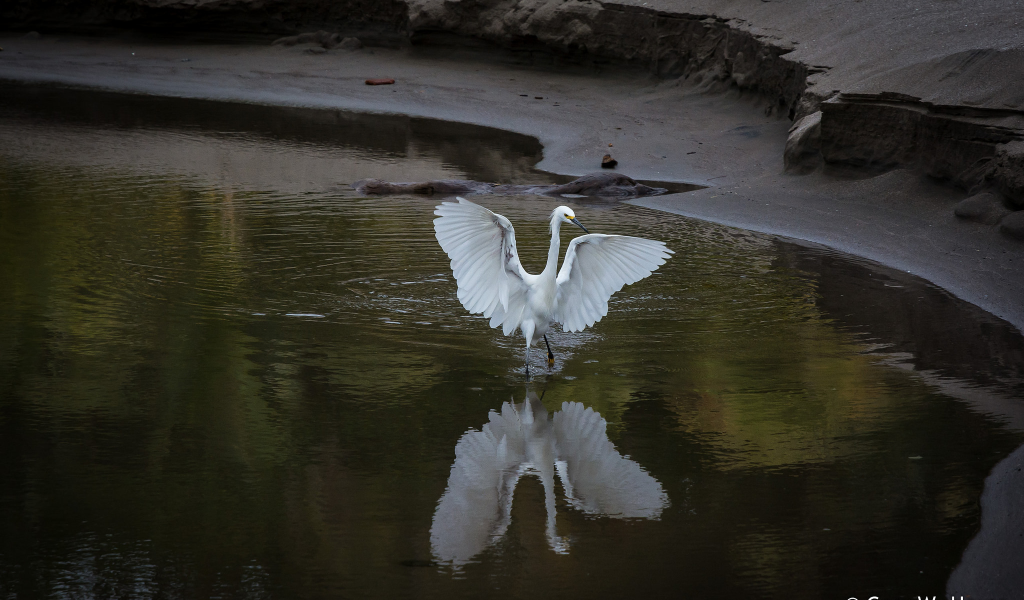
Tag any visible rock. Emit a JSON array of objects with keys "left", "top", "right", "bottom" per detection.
[
  {"left": 991, "top": 141, "right": 1024, "bottom": 209},
  {"left": 953, "top": 192, "right": 1010, "bottom": 224},
  {"left": 546, "top": 172, "right": 663, "bottom": 197},
  {"left": 271, "top": 35, "right": 299, "bottom": 46},
  {"left": 353, "top": 172, "right": 665, "bottom": 198},
  {"left": 998, "top": 210, "right": 1024, "bottom": 240},
  {"left": 23, "top": 31, "right": 41, "bottom": 39},
  {"left": 783, "top": 110, "right": 822, "bottom": 174},
  {"left": 337, "top": 37, "right": 362, "bottom": 50},
  {"left": 365, "top": 78, "right": 395, "bottom": 86},
  {"left": 272, "top": 31, "right": 351, "bottom": 50},
  {"left": 319, "top": 33, "right": 345, "bottom": 49},
  {"left": 354, "top": 179, "right": 479, "bottom": 195},
  {"left": 298, "top": 31, "right": 328, "bottom": 45},
  {"left": 601, "top": 154, "right": 618, "bottom": 169},
  {"left": 792, "top": 91, "right": 837, "bottom": 122}
]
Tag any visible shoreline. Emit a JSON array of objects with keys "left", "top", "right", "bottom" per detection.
[{"left": 1, "top": 33, "right": 1022, "bottom": 332}]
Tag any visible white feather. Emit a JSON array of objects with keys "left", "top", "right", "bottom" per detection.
[
  {"left": 433, "top": 197, "right": 672, "bottom": 368},
  {"left": 433, "top": 197, "right": 530, "bottom": 334},
  {"left": 554, "top": 234, "right": 672, "bottom": 333},
  {"left": 430, "top": 394, "right": 667, "bottom": 564}
]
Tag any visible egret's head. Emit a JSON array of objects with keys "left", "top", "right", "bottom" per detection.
[{"left": 553, "top": 206, "right": 589, "bottom": 233}]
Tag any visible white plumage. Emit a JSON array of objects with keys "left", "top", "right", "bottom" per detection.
[
  {"left": 433, "top": 197, "right": 672, "bottom": 374},
  {"left": 430, "top": 391, "right": 668, "bottom": 564}
]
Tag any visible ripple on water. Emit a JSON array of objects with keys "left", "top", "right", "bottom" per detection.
[{"left": 1, "top": 85, "right": 1023, "bottom": 600}]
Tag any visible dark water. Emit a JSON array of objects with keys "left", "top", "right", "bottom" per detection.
[{"left": 1, "top": 83, "right": 1023, "bottom": 600}]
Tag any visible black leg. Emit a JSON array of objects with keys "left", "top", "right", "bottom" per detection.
[{"left": 543, "top": 335, "right": 554, "bottom": 364}]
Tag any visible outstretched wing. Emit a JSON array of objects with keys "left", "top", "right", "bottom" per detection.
[
  {"left": 433, "top": 197, "right": 530, "bottom": 335},
  {"left": 430, "top": 404, "right": 525, "bottom": 565},
  {"left": 554, "top": 234, "right": 672, "bottom": 333},
  {"left": 553, "top": 401, "right": 668, "bottom": 518}
]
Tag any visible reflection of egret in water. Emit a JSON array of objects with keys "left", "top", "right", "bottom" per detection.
[{"left": 430, "top": 390, "right": 668, "bottom": 564}]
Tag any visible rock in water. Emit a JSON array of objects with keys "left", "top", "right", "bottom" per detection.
[
  {"left": 272, "top": 31, "right": 354, "bottom": 50},
  {"left": 601, "top": 154, "right": 618, "bottom": 169},
  {"left": 365, "top": 78, "right": 395, "bottom": 86},
  {"left": 354, "top": 179, "right": 478, "bottom": 195},
  {"left": 353, "top": 172, "right": 664, "bottom": 198}
]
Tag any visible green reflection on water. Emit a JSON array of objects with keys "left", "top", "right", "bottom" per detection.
[{"left": 1, "top": 156, "right": 1021, "bottom": 600}]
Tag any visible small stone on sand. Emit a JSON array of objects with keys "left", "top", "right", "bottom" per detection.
[
  {"left": 999, "top": 210, "right": 1024, "bottom": 239},
  {"left": 272, "top": 31, "right": 360, "bottom": 51},
  {"left": 954, "top": 192, "right": 1009, "bottom": 224},
  {"left": 366, "top": 78, "right": 396, "bottom": 86},
  {"left": 601, "top": 154, "right": 618, "bottom": 169},
  {"left": 338, "top": 37, "right": 362, "bottom": 50}
]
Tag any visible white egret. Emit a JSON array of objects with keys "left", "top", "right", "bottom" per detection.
[{"left": 433, "top": 197, "right": 673, "bottom": 375}]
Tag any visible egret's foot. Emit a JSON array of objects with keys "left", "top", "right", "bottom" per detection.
[{"left": 547, "top": 353, "right": 555, "bottom": 366}]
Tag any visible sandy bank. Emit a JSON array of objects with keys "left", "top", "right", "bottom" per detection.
[{"left": 1, "top": 33, "right": 1021, "bottom": 333}]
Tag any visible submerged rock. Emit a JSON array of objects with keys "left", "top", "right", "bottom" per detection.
[
  {"left": 272, "top": 31, "right": 360, "bottom": 51},
  {"left": 353, "top": 172, "right": 666, "bottom": 198},
  {"left": 355, "top": 179, "right": 478, "bottom": 195},
  {"left": 546, "top": 172, "right": 661, "bottom": 197}
]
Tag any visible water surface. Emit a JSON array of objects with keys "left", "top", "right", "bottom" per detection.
[{"left": 1, "top": 83, "right": 1023, "bottom": 600}]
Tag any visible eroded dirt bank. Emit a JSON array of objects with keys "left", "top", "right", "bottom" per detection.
[{"left": 6, "top": 0, "right": 1024, "bottom": 206}]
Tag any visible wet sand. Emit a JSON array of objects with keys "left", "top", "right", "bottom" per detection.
[{"left": 0, "top": 32, "right": 1021, "bottom": 333}]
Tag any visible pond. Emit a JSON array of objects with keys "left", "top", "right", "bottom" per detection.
[{"left": 1, "top": 82, "right": 1023, "bottom": 599}]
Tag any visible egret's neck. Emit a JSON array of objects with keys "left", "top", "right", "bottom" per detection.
[{"left": 543, "top": 218, "right": 563, "bottom": 277}]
